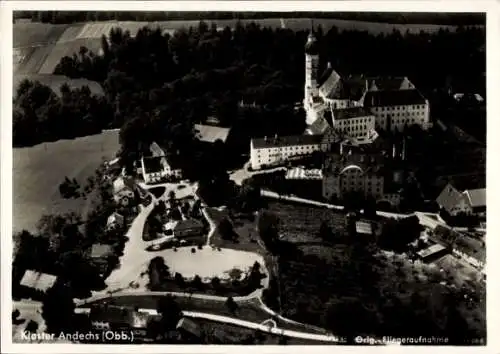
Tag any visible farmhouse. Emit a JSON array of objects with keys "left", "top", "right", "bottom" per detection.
[
  {"left": 106, "top": 212, "right": 124, "bottom": 230},
  {"left": 89, "top": 243, "right": 114, "bottom": 273},
  {"left": 113, "top": 176, "right": 135, "bottom": 206},
  {"left": 141, "top": 142, "right": 182, "bottom": 184},
  {"left": 436, "top": 183, "right": 486, "bottom": 216},
  {"left": 303, "top": 30, "right": 431, "bottom": 132},
  {"left": 19, "top": 270, "right": 57, "bottom": 293},
  {"left": 173, "top": 219, "right": 205, "bottom": 238}
]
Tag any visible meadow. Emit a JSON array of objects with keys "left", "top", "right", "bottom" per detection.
[{"left": 13, "top": 130, "right": 120, "bottom": 233}]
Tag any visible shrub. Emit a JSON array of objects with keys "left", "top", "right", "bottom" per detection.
[
  {"left": 197, "top": 243, "right": 203, "bottom": 250},
  {"left": 191, "top": 247, "right": 196, "bottom": 253}
]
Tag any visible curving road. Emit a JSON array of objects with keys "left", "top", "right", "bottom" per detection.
[
  {"left": 76, "top": 181, "right": 341, "bottom": 342},
  {"left": 261, "top": 189, "right": 448, "bottom": 229}
]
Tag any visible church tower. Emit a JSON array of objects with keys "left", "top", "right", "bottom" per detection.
[{"left": 304, "top": 27, "right": 319, "bottom": 106}]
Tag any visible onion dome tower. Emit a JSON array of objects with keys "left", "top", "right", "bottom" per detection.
[{"left": 305, "top": 22, "right": 319, "bottom": 99}]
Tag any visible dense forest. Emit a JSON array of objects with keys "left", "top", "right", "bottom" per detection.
[
  {"left": 14, "top": 21, "right": 485, "bottom": 164},
  {"left": 13, "top": 11, "right": 485, "bottom": 26}
]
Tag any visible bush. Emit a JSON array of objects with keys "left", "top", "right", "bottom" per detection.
[
  {"left": 197, "top": 243, "right": 203, "bottom": 250},
  {"left": 191, "top": 247, "right": 196, "bottom": 254}
]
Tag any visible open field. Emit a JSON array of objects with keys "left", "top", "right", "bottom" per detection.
[
  {"left": 13, "top": 23, "right": 68, "bottom": 48},
  {"left": 14, "top": 74, "right": 104, "bottom": 97},
  {"left": 13, "top": 130, "right": 119, "bottom": 233},
  {"left": 14, "top": 44, "right": 55, "bottom": 74}
]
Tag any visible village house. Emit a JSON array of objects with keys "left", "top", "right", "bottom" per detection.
[
  {"left": 19, "top": 270, "right": 57, "bottom": 294},
  {"left": 141, "top": 142, "right": 182, "bottom": 184},
  {"left": 89, "top": 243, "right": 114, "bottom": 274},
  {"left": 173, "top": 219, "right": 205, "bottom": 238},
  {"left": 436, "top": 183, "right": 486, "bottom": 216},
  {"left": 106, "top": 212, "right": 124, "bottom": 231},
  {"left": 113, "top": 176, "right": 135, "bottom": 206}
]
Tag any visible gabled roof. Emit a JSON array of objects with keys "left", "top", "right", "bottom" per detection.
[
  {"left": 176, "top": 318, "right": 202, "bottom": 337},
  {"left": 307, "top": 115, "right": 331, "bottom": 135},
  {"left": 363, "top": 89, "right": 426, "bottom": 107},
  {"left": 252, "top": 134, "right": 323, "bottom": 149},
  {"left": 464, "top": 188, "right": 486, "bottom": 208},
  {"left": 436, "top": 183, "right": 465, "bottom": 212},
  {"left": 20, "top": 270, "right": 57, "bottom": 292},
  {"left": 194, "top": 124, "right": 231, "bottom": 143},
  {"left": 332, "top": 107, "right": 374, "bottom": 120},
  {"left": 174, "top": 219, "right": 204, "bottom": 232},
  {"left": 318, "top": 69, "right": 342, "bottom": 98},
  {"left": 107, "top": 212, "right": 124, "bottom": 226},
  {"left": 90, "top": 243, "right": 114, "bottom": 258},
  {"left": 319, "top": 70, "right": 368, "bottom": 101},
  {"left": 113, "top": 176, "right": 134, "bottom": 194},
  {"left": 366, "top": 76, "right": 414, "bottom": 91},
  {"left": 150, "top": 142, "right": 165, "bottom": 157}
]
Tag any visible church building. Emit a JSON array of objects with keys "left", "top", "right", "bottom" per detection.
[{"left": 303, "top": 30, "right": 432, "bottom": 135}]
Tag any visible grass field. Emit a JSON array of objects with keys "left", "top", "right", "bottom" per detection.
[
  {"left": 14, "top": 74, "right": 104, "bottom": 97},
  {"left": 13, "top": 130, "right": 120, "bottom": 233},
  {"left": 14, "top": 44, "right": 55, "bottom": 75},
  {"left": 13, "top": 23, "right": 68, "bottom": 48}
]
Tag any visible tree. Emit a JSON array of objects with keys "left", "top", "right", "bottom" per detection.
[
  {"left": 257, "top": 211, "right": 280, "bottom": 252},
  {"left": 192, "top": 275, "right": 204, "bottom": 290},
  {"left": 12, "top": 309, "right": 21, "bottom": 323},
  {"left": 148, "top": 256, "right": 170, "bottom": 289},
  {"left": 157, "top": 295, "right": 182, "bottom": 330},
  {"left": 225, "top": 296, "right": 238, "bottom": 314},
  {"left": 218, "top": 218, "right": 235, "bottom": 241},
  {"left": 42, "top": 282, "right": 75, "bottom": 334},
  {"left": 174, "top": 272, "right": 185, "bottom": 287},
  {"left": 211, "top": 276, "right": 221, "bottom": 290},
  {"left": 318, "top": 220, "right": 332, "bottom": 241},
  {"left": 25, "top": 320, "right": 39, "bottom": 333}
]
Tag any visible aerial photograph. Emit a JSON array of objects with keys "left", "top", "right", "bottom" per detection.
[{"left": 11, "top": 10, "right": 486, "bottom": 346}]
